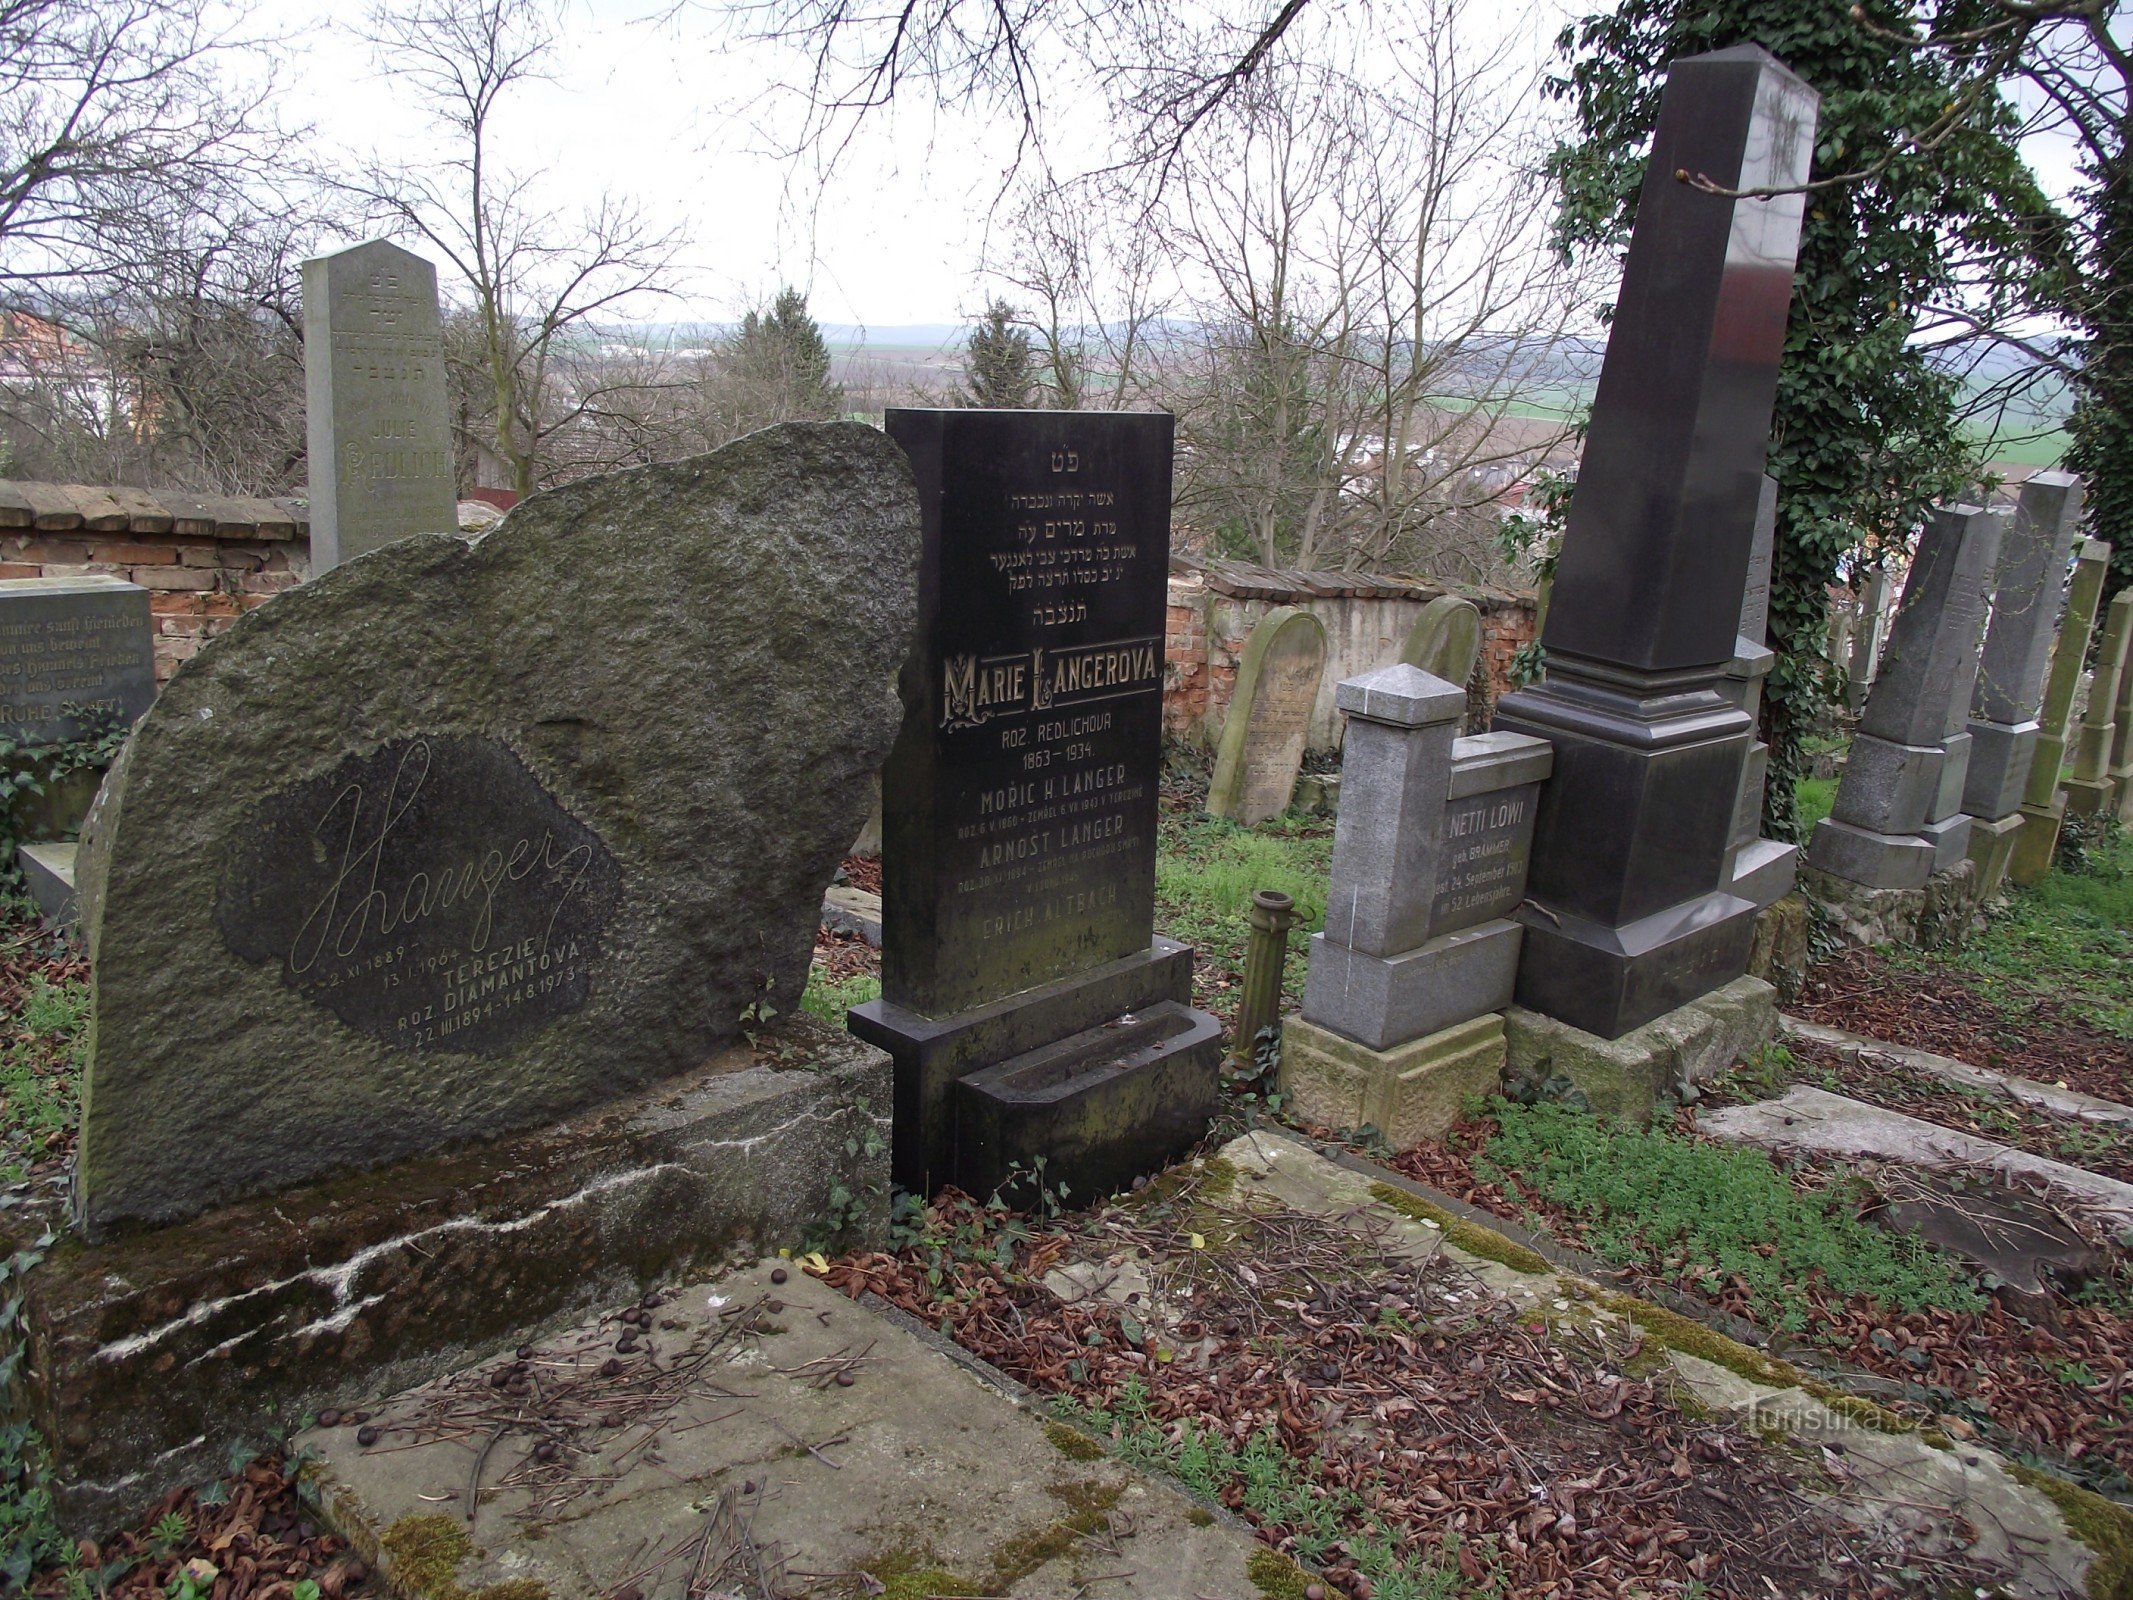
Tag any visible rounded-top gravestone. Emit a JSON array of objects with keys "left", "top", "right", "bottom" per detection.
[
  {"left": 1399, "top": 595, "right": 1483, "bottom": 693},
  {"left": 1207, "top": 607, "right": 1328, "bottom": 827},
  {"left": 74, "top": 422, "right": 921, "bottom": 1237}
]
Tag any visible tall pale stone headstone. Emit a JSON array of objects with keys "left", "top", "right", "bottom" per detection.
[
  {"left": 1807, "top": 504, "right": 2003, "bottom": 891},
  {"left": 2112, "top": 620, "right": 2133, "bottom": 820},
  {"left": 2008, "top": 538, "right": 2113, "bottom": 885},
  {"left": 1492, "top": 45, "right": 1817, "bottom": 1038},
  {"left": 1207, "top": 607, "right": 1328, "bottom": 826},
  {"left": 74, "top": 424, "right": 919, "bottom": 1236},
  {"left": 303, "top": 240, "right": 456, "bottom": 571},
  {"left": 1962, "top": 473, "right": 2084, "bottom": 824},
  {"left": 2065, "top": 589, "right": 2132, "bottom": 817},
  {"left": 1847, "top": 568, "right": 1890, "bottom": 710}
]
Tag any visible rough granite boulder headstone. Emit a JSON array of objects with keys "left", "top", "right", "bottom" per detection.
[
  {"left": 1207, "top": 606, "right": 1328, "bottom": 826},
  {"left": 303, "top": 240, "right": 457, "bottom": 572},
  {"left": 74, "top": 423, "right": 919, "bottom": 1237}
]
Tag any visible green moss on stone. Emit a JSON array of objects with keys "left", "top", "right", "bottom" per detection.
[
  {"left": 1368, "top": 1182, "right": 1550, "bottom": 1274},
  {"left": 1188, "top": 1507, "right": 1216, "bottom": 1527},
  {"left": 1044, "top": 1420, "right": 1107, "bottom": 1462},
  {"left": 983, "top": 1481, "right": 1125, "bottom": 1588},
  {"left": 1599, "top": 1294, "right": 1923, "bottom": 1438},
  {"left": 1247, "top": 1545, "right": 1314, "bottom": 1599},
  {"left": 378, "top": 1514, "right": 550, "bottom": 1600},
  {"left": 2008, "top": 1464, "right": 2133, "bottom": 1600},
  {"left": 861, "top": 1548, "right": 988, "bottom": 1600}
]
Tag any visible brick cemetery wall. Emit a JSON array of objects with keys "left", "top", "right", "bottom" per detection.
[
  {"left": 1162, "top": 556, "right": 1538, "bottom": 749},
  {"left": 0, "top": 480, "right": 310, "bottom": 682}
]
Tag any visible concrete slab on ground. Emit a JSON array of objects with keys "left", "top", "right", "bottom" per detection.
[
  {"left": 1779, "top": 1015, "right": 2133, "bottom": 1127},
  {"left": 1698, "top": 1083, "right": 2133, "bottom": 1232},
  {"left": 1209, "top": 1132, "right": 2098, "bottom": 1600},
  {"left": 820, "top": 885, "right": 882, "bottom": 946},
  {"left": 298, "top": 1260, "right": 1267, "bottom": 1600}
]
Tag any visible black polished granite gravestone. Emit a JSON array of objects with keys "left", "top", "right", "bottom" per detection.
[
  {"left": 850, "top": 410, "right": 1222, "bottom": 1201},
  {"left": 1494, "top": 45, "right": 1818, "bottom": 1038}
]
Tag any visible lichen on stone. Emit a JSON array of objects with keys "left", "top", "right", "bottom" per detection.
[
  {"left": 378, "top": 1513, "right": 550, "bottom": 1600},
  {"left": 2007, "top": 1464, "right": 2133, "bottom": 1600},
  {"left": 1367, "top": 1182, "right": 1550, "bottom": 1274},
  {"left": 1247, "top": 1545, "right": 1315, "bottom": 1598},
  {"left": 1044, "top": 1419, "right": 1107, "bottom": 1462}
]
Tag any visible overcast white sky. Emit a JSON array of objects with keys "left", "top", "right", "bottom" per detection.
[{"left": 272, "top": 0, "right": 2088, "bottom": 333}]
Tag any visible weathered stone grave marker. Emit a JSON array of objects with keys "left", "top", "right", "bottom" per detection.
[
  {"left": 0, "top": 575, "right": 155, "bottom": 923},
  {"left": 851, "top": 408, "right": 1221, "bottom": 1204},
  {"left": 1493, "top": 44, "right": 1816, "bottom": 1038},
  {"left": 1846, "top": 568, "right": 1890, "bottom": 710},
  {"left": 2009, "top": 538, "right": 2113, "bottom": 884},
  {"left": 1399, "top": 594, "right": 1483, "bottom": 687},
  {"left": 1283, "top": 663, "right": 1550, "bottom": 1146},
  {"left": 1207, "top": 606, "right": 1327, "bottom": 825},
  {"left": 303, "top": 239, "right": 456, "bottom": 571},
  {"left": 1721, "top": 476, "right": 1796, "bottom": 908},
  {"left": 23, "top": 423, "right": 916, "bottom": 1530},
  {"left": 1806, "top": 504, "right": 2003, "bottom": 903},
  {"left": 2113, "top": 617, "right": 2133, "bottom": 820},
  {"left": 2065, "top": 588, "right": 2131, "bottom": 818},
  {"left": 76, "top": 424, "right": 916, "bottom": 1235},
  {"left": 1962, "top": 472, "right": 2084, "bottom": 889}
]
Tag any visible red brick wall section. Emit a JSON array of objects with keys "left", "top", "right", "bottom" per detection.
[
  {"left": 0, "top": 480, "right": 311, "bottom": 683},
  {"left": 1161, "top": 562, "right": 1539, "bottom": 748},
  {"left": 0, "top": 531, "right": 306, "bottom": 681}
]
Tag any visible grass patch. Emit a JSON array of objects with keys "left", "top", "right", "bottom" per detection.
[
  {"left": 1900, "top": 824, "right": 2133, "bottom": 1038},
  {"left": 0, "top": 975, "right": 86, "bottom": 1181},
  {"left": 800, "top": 970, "right": 881, "bottom": 1027},
  {"left": 1154, "top": 813, "right": 1330, "bottom": 1002},
  {"left": 1474, "top": 1100, "right": 1985, "bottom": 1335},
  {"left": 1794, "top": 774, "right": 1838, "bottom": 835},
  {"left": 1055, "top": 1379, "right": 1475, "bottom": 1600}
]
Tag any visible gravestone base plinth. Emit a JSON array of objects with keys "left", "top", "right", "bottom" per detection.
[
  {"left": 1279, "top": 1013, "right": 1506, "bottom": 1150},
  {"left": 1921, "top": 812, "right": 1974, "bottom": 871},
  {"left": 2007, "top": 795, "right": 2067, "bottom": 887},
  {"left": 1962, "top": 719, "right": 2038, "bottom": 820},
  {"left": 2063, "top": 772, "right": 2115, "bottom": 819},
  {"left": 851, "top": 938, "right": 1217, "bottom": 1199},
  {"left": 1299, "top": 920, "right": 1520, "bottom": 1054},
  {"left": 6, "top": 1017, "right": 889, "bottom": 1536},
  {"left": 1964, "top": 813, "right": 2025, "bottom": 898},
  {"left": 1728, "top": 837, "right": 1798, "bottom": 909},
  {"left": 1800, "top": 860, "right": 1987, "bottom": 951},
  {"left": 1503, "top": 976, "right": 1777, "bottom": 1126},
  {"left": 1804, "top": 815, "right": 1936, "bottom": 890},
  {"left": 16, "top": 840, "right": 77, "bottom": 933},
  {"left": 1745, "top": 893, "right": 1811, "bottom": 1000},
  {"left": 954, "top": 1000, "right": 1223, "bottom": 1205},
  {"left": 2115, "top": 762, "right": 2133, "bottom": 822}
]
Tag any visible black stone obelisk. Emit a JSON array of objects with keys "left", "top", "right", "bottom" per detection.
[{"left": 1496, "top": 45, "right": 1818, "bottom": 1038}]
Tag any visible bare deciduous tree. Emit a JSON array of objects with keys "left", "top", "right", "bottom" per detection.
[{"left": 346, "top": 0, "right": 685, "bottom": 495}]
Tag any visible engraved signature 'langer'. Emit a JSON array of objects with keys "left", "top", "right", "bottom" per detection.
[{"left": 288, "top": 738, "right": 595, "bottom": 976}]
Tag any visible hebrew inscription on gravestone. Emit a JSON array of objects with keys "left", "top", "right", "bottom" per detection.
[{"left": 216, "top": 735, "right": 622, "bottom": 1054}]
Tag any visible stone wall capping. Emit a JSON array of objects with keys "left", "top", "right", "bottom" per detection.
[
  {"left": 1168, "top": 553, "right": 1536, "bottom": 613},
  {"left": 0, "top": 479, "right": 311, "bottom": 542}
]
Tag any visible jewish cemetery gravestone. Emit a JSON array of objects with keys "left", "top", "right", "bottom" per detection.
[
  {"left": 75, "top": 423, "right": 918, "bottom": 1236},
  {"left": 2009, "top": 538, "right": 2113, "bottom": 885},
  {"left": 1492, "top": 45, "right": 1817, "bottom": 1038},
  {"left": 2065, "top": 588, "right": 2132, "bottom": 818},
  {"left": 1400, "top": 594, "right": 1484, "bottom": 689},
  {"left": 1207, "top": 606, "right": 1328, "bottom": 825},
  {"left": 1282, "top": 663, "right": 1551, "bottom": 1147},
  {"left": 850, "top": 408, "right": 1222, "bottom": 1204},
  {"left": 1721, "top": 477, "right": 1796, "bottom": 908},
  {"left": 2113, "top": 618, "right": 2133, "bottom": 819},
  {"left": 1964, "top": 473, "right": 2083, "bottom": 816},
  {"left": 1962, "top": 473, "right": 2084, "bottom": 888},
  {"left": 303, "top": 239, "right": 456, "bottom": 572},
  {"left": 0, "top": 576, "right": 156, "bottom": 923},
  {"left": 1807, "top": 504, "right": 2003, "bottom": 894},
  {"left": 1847, "top": 568, "right": 1890, "bottom": 710}
]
